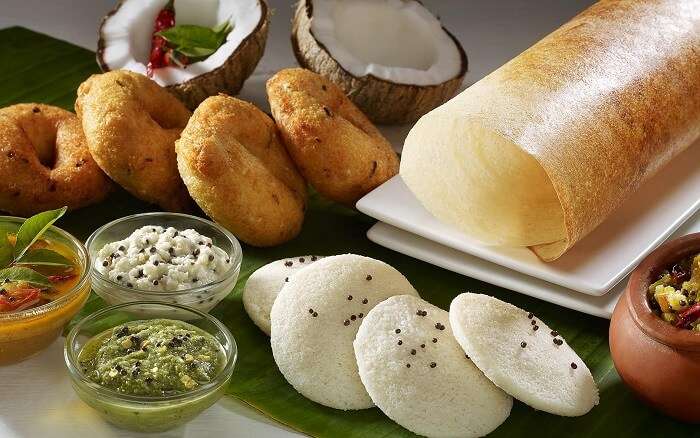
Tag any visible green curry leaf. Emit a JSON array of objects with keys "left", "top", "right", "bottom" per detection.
[
  {"left": 0, "top": 266, "right": 51, "bottom": 288},
  {"left": 174, "top": 45, "right": 217, "bottom": 58},
  {"left": 13, "top": 207, "right": 67, "bottom": 260},
  {"left": 156, "top": 20, "right": 233, "bottom": 60},
  {"left": 0, "top": 233, "right": 13, "bottom": 269},
  {"left": 16, "top": 249, "right": 73, "bottom": 267},
  {"left": 211, "top": 19, "right": 232, "bottom": 35}
]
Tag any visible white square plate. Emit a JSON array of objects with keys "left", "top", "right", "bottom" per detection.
[
  {"left": 368, "top": 206, "right": 700, "bottom": 318},
  {"left": 368, "top": 222, "right": 621, "bottom": 318},
  {"left": 357, "top": 140, "right": 700, "bottom": 296}
]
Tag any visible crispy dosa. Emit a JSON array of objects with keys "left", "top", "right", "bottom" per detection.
[{"left": 401, "top": 0, "right": 700, "bottom": 261}]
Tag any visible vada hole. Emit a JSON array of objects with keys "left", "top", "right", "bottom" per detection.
[
  {"left": 21, "top": 123, "right": 57, "bottom": 168},
  {"left": 33, "top": 136, "right": 57, "bottom": 168}
]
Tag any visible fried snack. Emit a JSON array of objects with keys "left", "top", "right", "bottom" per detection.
[
  {"left": 176, "top": 95, "right": 307, "bottom": 247},
  {"left": 0, "top": 104, "right": 111, "bottom": 216},
  {"left": 75, "top": 70, "right": 192, "bottom": 211},
  {"left": 266, "top": 68, "right": 399, "bottom": 205}
]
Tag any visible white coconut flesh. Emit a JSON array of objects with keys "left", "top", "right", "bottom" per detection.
[
  {"left": 100, "top": 0, "right": 262, "bottom": 86},
  {"left": 310, "top": 0, "right": 463, "bottom": 86}
]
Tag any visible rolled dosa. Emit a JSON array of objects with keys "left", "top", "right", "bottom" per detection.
[{"left": 400, "top": 0, "right": 700, "bottom": 261}]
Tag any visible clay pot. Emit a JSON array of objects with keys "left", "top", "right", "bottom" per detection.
[{"left": 610, "top": 232, "right": 700, "bottom": 423}]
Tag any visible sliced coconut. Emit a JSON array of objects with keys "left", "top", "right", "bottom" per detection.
[
  {"left": 292, "top": 0, "right": 467, "bottom": 124},
  {"left": 449, "top": 293, "right": 600, "bottom": 417},
  {"left": 98, "top": 0, "right": 269, "bottom": 109}
]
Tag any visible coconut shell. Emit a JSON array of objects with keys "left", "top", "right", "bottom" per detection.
[
  {"left": 291, "top": 0, "right": 467, "bottom": 125},
  {"left": 97, "top": 0, "right": 270, "bottom": 110}
]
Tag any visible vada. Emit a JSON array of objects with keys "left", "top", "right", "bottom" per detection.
[
  {"left": 0, "top": 103, "right": 111, "bottom": 216},
  {"left": 266, "top": 68, "right": 399, "bottom": 205},
  {"left": 176, "top": 94, "right": 307, "bottom": 247},
  {"left": 75, "top": 70, "right": 192, "bottom": 211}
]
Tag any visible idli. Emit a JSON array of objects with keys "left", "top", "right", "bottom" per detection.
[
  {"left": 449, "top": 293, "right": 599, "bottom": 416},
  {"left": 243, "top": 255, "right": 321, "bottom": 335},
  {"left": 354, "top": 295, "right": 512, "bottom": 438},
  {"left": 270, "top": 254, "right": 418, "bottom": 410}
]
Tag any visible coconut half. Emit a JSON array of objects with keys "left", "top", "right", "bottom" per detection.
[
  {"left": 292, "top": 0, "right": 467, "bottom": 125},
  {"left": 98, "top": 0, "right": 269, "bottom": 109}
]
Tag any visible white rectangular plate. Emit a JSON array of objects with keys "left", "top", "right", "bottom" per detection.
[
  {"left": 357, "top": 141, "right": 700, "bottom": 296},
  {"left": 368, "top": 207, "right": 700, "bottom": 318},
  {"left": 368, "top": 222, "right": 621, "bottom": 318}
]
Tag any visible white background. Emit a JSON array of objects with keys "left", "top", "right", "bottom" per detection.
[{"left": 0, "top": 1, "right": 594, "bottom": 437}]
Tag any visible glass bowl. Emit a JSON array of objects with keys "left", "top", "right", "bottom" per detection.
[
  {"left": 86, "top": 212, "right": 242, "bottom": 318},
  {"left": 64, "top": 301, "right": 237, "bottom": 432},
  {"left": 0, "top": 217, "right": 90, "bottom": 365}
]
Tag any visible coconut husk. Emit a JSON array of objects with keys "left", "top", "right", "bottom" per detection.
[{"left": 291, "top": 0, "right": 467, "bottom": 125}]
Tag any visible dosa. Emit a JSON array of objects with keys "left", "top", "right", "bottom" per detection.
[{"left": 400, "top": 0, "right": 700, "bottom": 261}]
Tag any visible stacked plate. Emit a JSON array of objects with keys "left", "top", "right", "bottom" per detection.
[{"left": 356, "top": 141, "right": 700, "bottom": 318}]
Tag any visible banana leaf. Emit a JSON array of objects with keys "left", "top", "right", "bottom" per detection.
[{"left": 0, "top": 27, "right": 696, "bottom": 438}]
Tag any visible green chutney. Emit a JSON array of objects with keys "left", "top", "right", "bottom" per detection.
[{"left": 78, "top": 319, "right": 223, "bottom": 396}]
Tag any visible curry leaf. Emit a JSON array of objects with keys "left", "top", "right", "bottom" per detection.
[
  {"left": 0, "top": 266, "right": 51, "bottom": 288},
  {"left": 212, "top": 19, "right": 232, "bottom": 35},
  {"left": 16, "top": 249, "right": 73, "bottom": 267},
  {"left": 13, "top": 207, "right": 67, "bottom": 260},
  {"left": 0, "top": 233, "right": 13, "bottom": 269},
  {"left": 156, "top": 20, "right": 233, "bottom": 57},
  {"left": 174, "top": 45, "right": 217, "bottom": 58},
  {"left": 157, "top": 25, "right": 219, "bottom": 48}
]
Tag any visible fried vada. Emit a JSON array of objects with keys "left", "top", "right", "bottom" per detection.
[
  {"left": 266, "top": 68, "right": 399, "bottom": 205},
  {"left": 176, "top": 95, "right": 307, "bottom": 247},
  {"left": 75, "top": 70, "right": 192, "bottom": 211},
  {"left": 0, "top": 103, "right": 111, "bottom": 216}
]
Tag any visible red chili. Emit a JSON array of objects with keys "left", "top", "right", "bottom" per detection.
[
  {"left": 675, "top": 303, "right": 700, "bottom": 329},
  {"left": 670, "top": 263, "right": 691, "bottom": 286},
  {"left": 48, "top": 274, "right": 76, "bottom": 283},
  {"left": 0, "top": 288, "right": 41, "bottom": 312},
  {"left": 147, "top": 0, "right": 176, "bottom": 77}
]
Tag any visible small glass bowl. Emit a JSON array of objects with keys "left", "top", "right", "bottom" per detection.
[
  {"left": 64, "top": 301, "right": 237, "bottom": 432},
  {"left": 0, "top": 217, "right": 91, "bottom": 365},
  {"left": 86, "top": 213, "right": 242, "bottom": 318}
]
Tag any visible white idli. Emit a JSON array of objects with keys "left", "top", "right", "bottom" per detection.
[
  {"left": 242, "top": 255, "right": 322, "bottom": 335},
  {"left": 270, "top": 254, "right": 419, "bottom": 410},
  {"left": 449, "top": 293, "right": 599, "bottom": 417},
  {"left": 354, "top": 295, "right": 512, "bottom": 438}
]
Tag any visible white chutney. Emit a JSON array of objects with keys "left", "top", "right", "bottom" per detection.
[{"left": 95, "top": 225, "right": 232, "bottom": 291}]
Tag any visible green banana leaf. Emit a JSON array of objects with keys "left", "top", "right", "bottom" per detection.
[{"left": 0, "top": 27, "right": 696, "bottom": 438}]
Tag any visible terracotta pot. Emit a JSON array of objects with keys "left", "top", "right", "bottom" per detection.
[{"left": 610, "top": 232, "right": 700, "bottom": 423}]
